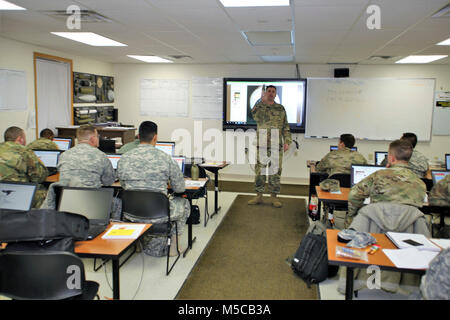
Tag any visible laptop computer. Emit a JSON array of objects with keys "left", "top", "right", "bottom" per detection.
[
  {"left": 33, "top": 149, "right": 62, "bottom": 176},
  {"left": 330, "top": 145, "right": 357, "bottom": 151},
  {"left": 57, "top": 187, "right": 114, "bottom": 239},
  {"left": 52, "top": 137, "right": 72, "bottom": 151},
  {"left": 0, "top": 181, "right": 37, "bottom": 211},
  {"left": 156, "top": 141, "right": 175, "bottom": 156},
  {"left": 374, "top": 151, "right": 388, "bottom": 166},
  {"left": 172, "top": 156, "right": 185, "bottom": 175},
  {"left": 106, "top": 153, "right": 122, "bottom": 170},
  {"left": 351, "top": 164, "right": 385, "bottom": 186},
  {"left": 446, "top": 154, "right": 450, "bottom": 171},
  {"left": 431, "top": 170, "right": 450, "bottom": 185}
]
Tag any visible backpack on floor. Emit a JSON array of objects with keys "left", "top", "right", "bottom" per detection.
[{"left": 187, "top": 205, "right": 200, "bottom": 225}]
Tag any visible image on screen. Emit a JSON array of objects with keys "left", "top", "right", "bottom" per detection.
[
  {"left": 223, "top": 78, "right": 307, "bottom": 133},
  {"left": 107, "top": 154, "right": 122, "bottom": 169},
  {"left": 33, "top": 150, "right": 61, "bottom": 167},
  {"left": 156, "top": 142, "right": 175, "bottom": 156},
  {"left": 351, "top": 164, "right": 384, "bottom": 186},
  {"left": 375, "top": 151, "right": 388, "bottom": 166},
  {"left": 52, "top": 137, "right": 72, "bottom": 150},
  {"left": 446, "top": 154, "right": 450, "bottom": 170},
  {"left": 0, "top": 182, "right": 37, "bottom": 211},
  {"left": 431, "top": 170, "right": 450, "bottom": 185},
  {"left": 172, "top": 156, "right": 185, "bottom": 174}
]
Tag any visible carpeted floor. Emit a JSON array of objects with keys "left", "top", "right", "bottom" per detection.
[{"left": 176, "top": 194, "right": 318, "bottom": 300}]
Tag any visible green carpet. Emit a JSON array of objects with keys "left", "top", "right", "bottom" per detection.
[
  {"left": 176, "top": 194, "right": 317, "bottom": 300},
  {"left": 207, "top": 181, "right": 309, "bottom": 197}
]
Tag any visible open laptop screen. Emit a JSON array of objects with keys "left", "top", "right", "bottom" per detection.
[
  {"left": 446, "top": 154, "right": 450, "bottom": 171},
  {"left": 172, "top": 156, "right": 185, "bottom": 175},
  {"left": 57, "top": 187, "right": 113, "bottom": 223},
  {"left": 431, "top": 170, "right": 450, "bottom": 185},
  {"left": 351, "top": 164, "right": 384, "bottom": 186},
  {"left": 33, "top": 149, "right": 62, "bottom": 168},
  {"left": 106, "top": 153, "right": 122, "bottom": 170},
  {"left": 52, "top": 137, "right": 72, "bottom": 151},
  {"left": 0, "top": 181, "right": 37, "bottom": 211},
  {"left": 156, "top": 141, "right": 175, "bottom": 156},
  {"left": 330, "top": 145, "right": 357, "bottom": 151},
  {"left": 374, "top": 151, "right": 388, "bottom": 166}
]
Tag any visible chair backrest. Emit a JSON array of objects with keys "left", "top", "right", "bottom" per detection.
[
  {"left": 98, "top": 139, "right": 116, "bottom": 153},
  {"left": 421, "top": 178, "right": 434, "bottom": 192},
  {"left": 328, "top": 173, "right": 351, "bottom": 188},
  {"left": 121, "top": 190, "right": 170, "bottom": 221},
  {"left": 0, "top": 251, "right": 86, "bottom": 300}
]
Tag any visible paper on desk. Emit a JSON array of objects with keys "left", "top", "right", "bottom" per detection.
[
  {"left": 330, "top": 190, "right": 342, "bottom": 194},
  {"left": 102, "top": 224, "right": 146, "bottom": 240},
  {"left": 430, "top": 238, "right": 450, "bottom": 250},
  {"left": 185, "top": 180, "right": 207, "bottom": 188},
  {"left": 383, "top": 247, "right": 439, "bottom": 269}
]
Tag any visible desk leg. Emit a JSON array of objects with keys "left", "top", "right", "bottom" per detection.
[
  {"left": 183, "top": 197, "right": 196, "bottom": 258},
  {"left": 210, "top": 171, "right": 221, "bottom": 218},
  {"left": 112, "top": 259, "right": 120, "bottom": 300},
  {"left": 345, "top": 267, "right": 354, "bottom": 300}
]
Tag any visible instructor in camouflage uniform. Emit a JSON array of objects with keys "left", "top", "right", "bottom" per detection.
[
  {"left": 118, "top": 121, "right": 189, "bottom": 257},
  {"left": 0, "top": 126, "right": 48, "bottom": 208},
  {"left": 27, "top": 128, "right": 59, "bottom": 150},
  {"left": 315, "top": 133, "right": 367, "bottom": 176},
  {"left": 248, "top": 85, "right": 292, "bottom": 208},
  {"left": 347, "top": 139, "right": 426, "bottom": 227}
]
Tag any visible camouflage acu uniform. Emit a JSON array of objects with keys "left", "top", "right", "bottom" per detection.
[
  {"left": 428, "top": 174, "right": 450, "bottom": 207},
  {"left": 0, "top": 141, "right": 48, "bottom": 208},
  {"left": 27, "top": 138, "right": 59, "bottom": 151},
  {"left": 419, "top": 247, "right": 450, "bottom": 300},
  {"left": 117, "top": 139, "right": 140, "bottom": 154},
  {"left": 316, "top": 147, "right": 367, "bottom": 176},
  {"left": 251, "top": 102, "right": 292, "bottom": 194},
  {"left": 117, "top": 144, "right": 189, "bottom": 257},
  {"left": 408, "top": 150, "right": 429, "bottom": 178},
  {"left": 42, "top": 143, "right": 115, "bottom": 209},
  {"left": 347, "top": 163, "right": 426, "bottom": 227}
]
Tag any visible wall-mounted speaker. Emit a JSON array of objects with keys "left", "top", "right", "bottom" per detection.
[{"left": 334, "top": 68, "right": 349, "bottom": 78}]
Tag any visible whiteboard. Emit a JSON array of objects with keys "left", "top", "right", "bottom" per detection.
[
  {"left": 305, "top": 78, "right": 435, "bottom": 141},
  {"left": 140, "top": 79, "right": 189, "bottom": 117},
  {"left": 0, "top": 69, "right": 27, "bottom": 111}
]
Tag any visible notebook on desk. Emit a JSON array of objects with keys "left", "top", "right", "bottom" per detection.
[
  {"left": 386, "top": 232, "right": 441, "bottom": 252},
  {"left": 33, "top": 149, "right": 62, "bottom": 176},
  {"left": 0, "top": 181, "right": 37, "bottom": 211},
  {"left": 57, "top": 187, "right": 114, "bottom": 240},
  {"left": 431, "top": 170, "right": 450, "bottom": 185}
]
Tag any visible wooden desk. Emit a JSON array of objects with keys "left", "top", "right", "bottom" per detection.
[
  {"left": 75, "top": 223, "right": 152, "bottom": 300},
  {"left": 315, "top": 186, "right": 350, "bottom": 204},
  {"left": 199, "top": 162, "right": 229, "bottom": 218},
  {"left": 56, "top": 126, "right": 136, "bottom": 145},
  {"left": 327, "top": 229, "right": 425, "bottom": 300}
]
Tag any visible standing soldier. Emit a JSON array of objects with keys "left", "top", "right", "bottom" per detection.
[
  {"left": 248, "top": 85, "right": 292, "bottom": 208},
  {"left": 27, "top": 128, "right": 59, "bottom": 150},
  {"left": 0, "top": 126, "right": 48, "bottom": 208}
]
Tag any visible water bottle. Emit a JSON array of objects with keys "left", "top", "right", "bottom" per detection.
[{"left": 191, "top": 163, "right": 199, "bottom": 181}]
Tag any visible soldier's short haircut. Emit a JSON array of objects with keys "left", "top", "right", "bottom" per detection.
[
  {"left": 76, "top": 125, "right": 97, "bottom": 141},
  {"left": 4, "top": 126, "right": 24, "bottom": 142},
  {"left": 266, "top": 85, "right": 277, "bottom": 91},
  {"left": 340, "top": 134, "right": 355, "bottom": 148},
  {"left": 139, "top": 121, "right": 158, "bottom": 142},
  {"left": 40, "top": 128, "right": 54, "bottom": 139},
  {"left": 389, "top": 139, "right": 413, "bottom": 162},
  {"left": 401, "top": 132, "right": 417, "bottom": 148}
]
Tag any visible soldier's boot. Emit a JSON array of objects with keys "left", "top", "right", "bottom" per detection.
[
  {"left": 248, "top": 193, "right": 263, "bottom": 205},
  {"left": 271, "top": 194, "right": 282, "bottom": 208}
]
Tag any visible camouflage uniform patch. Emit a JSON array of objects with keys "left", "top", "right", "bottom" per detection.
[
  {"left": 0, "top": 141, "right": 48, "bottom": 208},
  {"left": 419, "top": 247, "right": 450, "bottom": 300},
  {"left": 428, "top": 174, "right": 450, "bottom": 207},
  {"left": 118, "top": 144, "right": 190, "bottom": 257},
  {"left": 408, "top": 150, "right": 429, "bottom": 178},
  {"left": 117, "top": 139, "right": 140, "bottom": 154},
  {"left": 316, "top": 147, "right": 367, "bottom": 176},
  {"left": 27, "top": 138, "right": 59, "bottom": 151},
  {"left": 347, "top": 163, "right": 426, "bottom": 227}
]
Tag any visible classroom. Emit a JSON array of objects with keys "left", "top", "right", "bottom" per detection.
[{"left": 0, "top": 0, "right": 449, "bottom": 304}]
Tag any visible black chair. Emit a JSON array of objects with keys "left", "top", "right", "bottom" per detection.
[
  {"left": 185, "top": 164, "right": 210, "bottom": 227},
  {"left": 421, "top": 178, "right": 433, "bottom": 192},
  {"left": 98, "top": 139, "right": 116, "bottom": 153},
  {"left": 328, "top": 173, "right": 351, "bottom": 188},
  {"left": 121, "top": 190, "right": 180, "bottom": 275},
  {"left": 0, "top": 251, "right": 99, "bottom": 300}
]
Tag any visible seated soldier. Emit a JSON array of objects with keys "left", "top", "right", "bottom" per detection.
[
  {"left": 315, "top": 133, "right": 367, "bottom": 176},
  {"left": 117, "top": 135, "right": 140, "bottom": 154},
  {"left": 0, "top": 126, "right": 48, "bottom": 208},
  {"left": 27, "top": 128, "right": 59, "bottom": 150},
  {"left": 117, "top": 121, "right": 189, "bottom": 257},
  {"left": 347, "top": 139, "right": 426, "bottom": 227},
  {"left": 429, "top": 174, "right": 450, "bottom": 207}
]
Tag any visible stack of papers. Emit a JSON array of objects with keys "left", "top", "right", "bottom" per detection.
[
  {"left": 185, "top": 180, "right": 207, "bottom": 188},
  {"left": 386, "top": 232, "right": 441, "bottom": 252},
  {"left": 383, "top": 248, "right": 439, "bottom": 269},
  {"left": 102, "top": 224, "right": 146, "bottom": 240}
]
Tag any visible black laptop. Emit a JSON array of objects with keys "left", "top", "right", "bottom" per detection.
[{"left": 57, "top": 187, "right": 114, "bottom": 239}]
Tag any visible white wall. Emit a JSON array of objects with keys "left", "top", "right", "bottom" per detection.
[
  {"left": 0, "top": 36, "right": 114, "bottom": 142},
  {"left": 113, "top": 62, "right": 450, "bottom": 183}
]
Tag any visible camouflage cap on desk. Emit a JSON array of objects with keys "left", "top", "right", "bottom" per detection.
[
  {"left": 319, "top": 179, "right": 340, "bottom": 192},
  {"left": 338, "top": 229, "right": 377, "bottom": 249}
]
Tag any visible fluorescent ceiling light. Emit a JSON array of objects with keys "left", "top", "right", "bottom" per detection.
[
  {"left": 437, "top": 38, "right": 450, "bottom": 45},
  {"left": 260, "top": 55, "right": 293, "bottom": 62},
  {"left": 127, "top": 55, "right": 173, "bottom": 63},
  {"left": 0, "top": 0, "right": 26, "bottom": 10},
  {"left": 395, "top": 55, "right": 447, "bottom": 64},
  {"left": 220, "top": 0, "right": 289, "bottom": 7},
  {"left": 51, "top": 32, "right": 127, "bottom": 46}
]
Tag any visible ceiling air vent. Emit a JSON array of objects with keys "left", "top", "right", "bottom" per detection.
[
  {"left": 168, "top": 55, "right": 193, "bottom": 60},
  {"left": 431, "top": 4, "right": 450, "bottom": 18},
  {"left": 41, "top": 10, "right": 113, "bottom": 23},
  {"left": 367, "top": 55, "right": 399, "bottom": 62}
]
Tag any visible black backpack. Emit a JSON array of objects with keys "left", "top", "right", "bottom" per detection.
[{"left": 186, "top": 205, "right": 200, "bottom": 225}]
